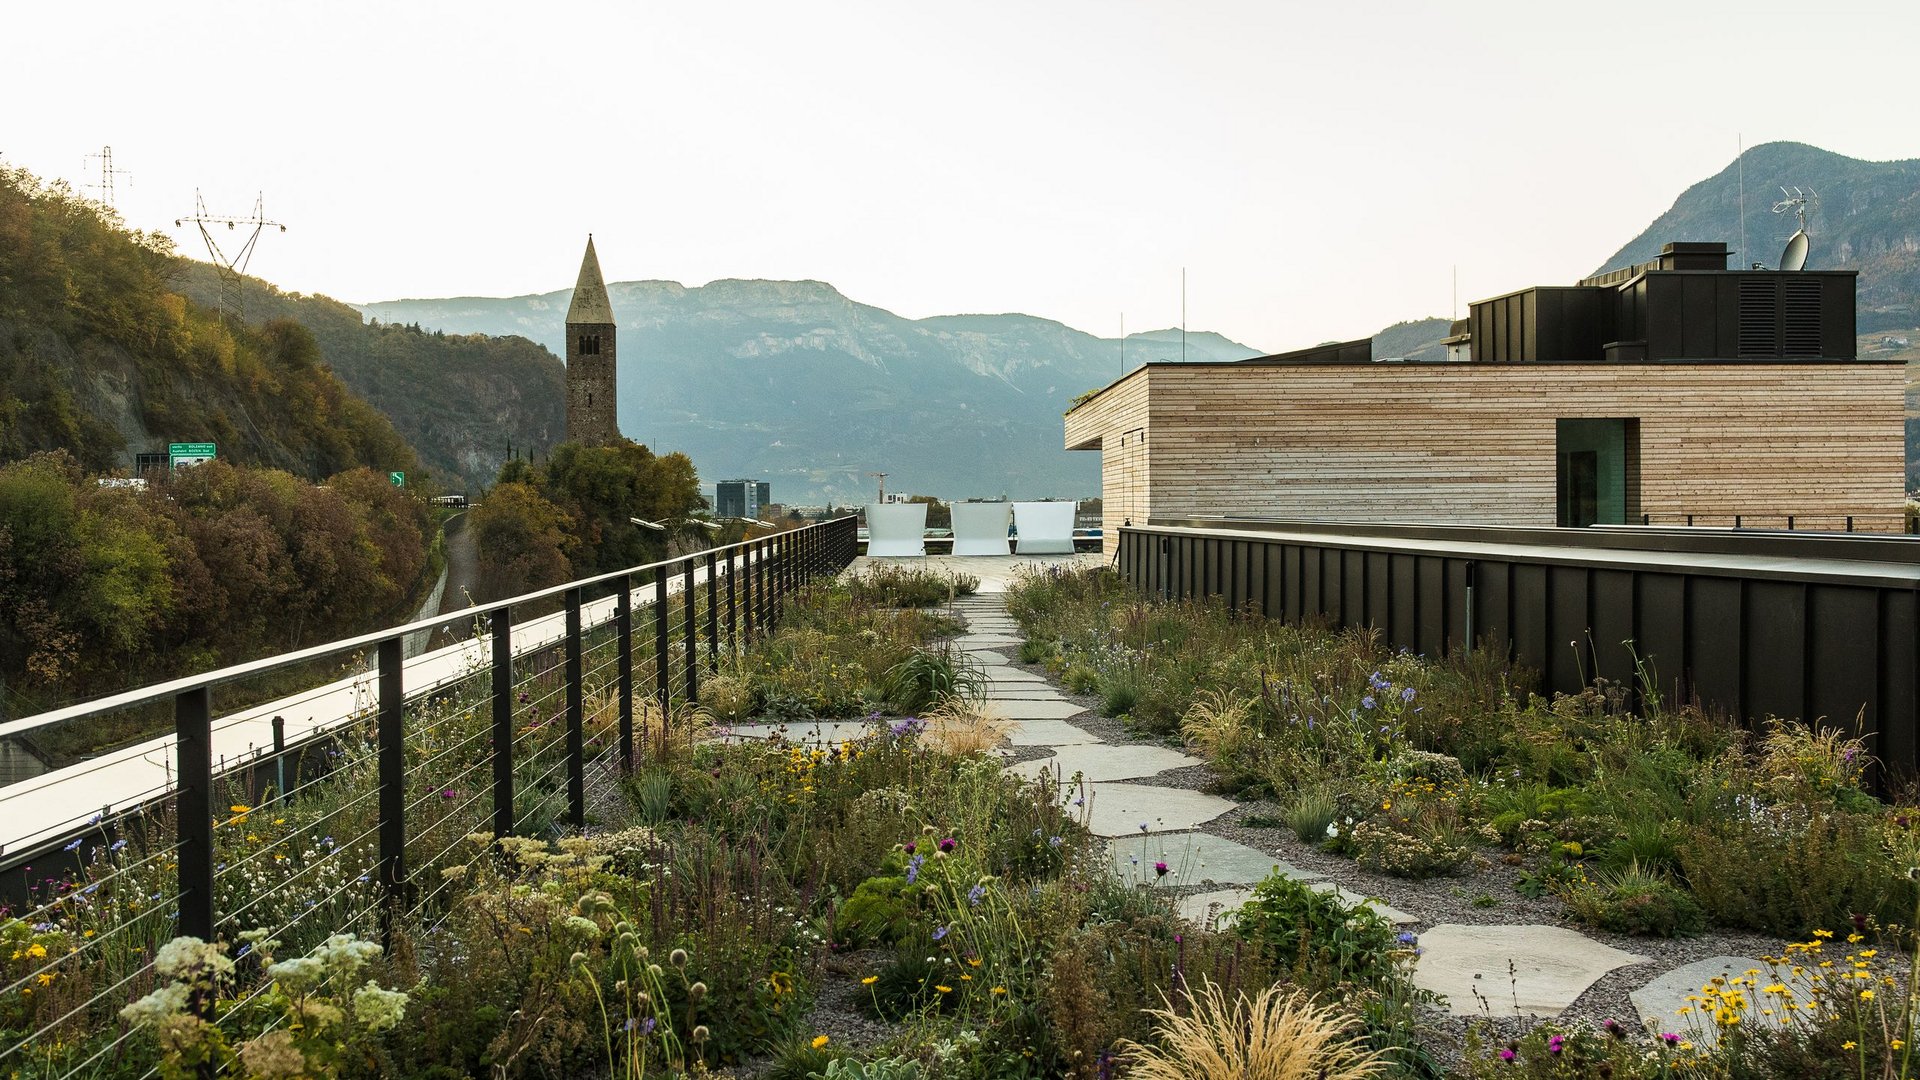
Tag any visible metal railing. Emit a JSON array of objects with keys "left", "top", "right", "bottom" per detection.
[
  {"left": 1119, "top": 517, "right": 1920, "bottom": 784},
  {"left": 0, "top": 515, "right": 858, "bottom": 1079}
]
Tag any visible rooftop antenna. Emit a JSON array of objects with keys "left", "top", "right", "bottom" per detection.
[
  {"left": 83, "top": 145, "right": 131, "bottom": 209},
  {"left": 867, "top": 471, "right": 888, "bottom": 502},
  {"left": 175, "top": 190, "right": 287, "bottom": 325},
  {"left": 1736, "top": 134, "right": 1748, "bottom": 270},
  {"left": 1770, "top": 186, "right": 1817, "bottom": 271}
]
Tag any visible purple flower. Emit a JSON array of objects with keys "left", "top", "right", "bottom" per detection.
[
  {"left": 1047, "top": 835, "right": 1063, "bottom": 848},
  {"left": 905, "top": 854, "right": 924, "bottom": 885},
  {"left": 1361, "top": 695, "right": 1377, "bottom": 710},
  {"left": 1499, "top": 1048, "right": 1516, "bottom": 1062},
  {"left": 967, "top": 884, "right": 986, "bottom": 906},
  {"left": 1368, "top": 671, "right": 1389, "bottom": 691},
  {"left": 63, "top": 838, "right": 82, "bottom": 853},
  {"left": 937, "top": 836, "right": 957, "bottom": 853},
  {"left": 1660, "top": 1032, "right": 1680, "bottom": 1046},
  {"left": 110, "top": 839, "right": 127, "bottom": 852},
  {"left": 1548, "top": 1034, "right": 1564, "bottom": 1055},
  {"left": 1401, "top": 686, "right": 1417, "bottom": 703},
  {"left": 1153, "top": 861, "right": 1168, "bottom": 878},
  {"left": 932, "top": 925, "right": 948, "bottom": 941},
  {"left": 440, "top": 788, "right": 456, "bottom": 798},
  {"left": 1396, "top": 931, "right": 1418, "bottom": 946},
  {"left": 903, "top": 841, "right": 916, "bottom": 855}
]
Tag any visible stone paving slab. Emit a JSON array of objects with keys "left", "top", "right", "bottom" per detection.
[
  {"left": 1082, "top": 783, "right": 1238, "bottom": 837},
  {"left": 1010, "top": 743, "right": 1204, "bottom": 784},
  {"left": 983, "top": 689, "right": 1073, "bottom": 702},
  {"left": 1413, "top": 924, "right": 1649, "bottom": 1017},
  {"left": 1630, "top": 956, "right": 1802, "bottom": 1043},
  {"left": 1305, "top": 882, "right": 1417, "bottom": 926},
  {"left": 1004, "top": 719, "right": 1103, "bottom": 746},
  {"left": 993, "top": 699, "right": 1089, "bottom": 720},
  {"left": 1178, "top": 889, "right": 1253, "bottom": 930},
  {"left": 1108, "top": 830, "right": 1323, "bottom": 887},
  {"left": 980, "top": 672, "right": 1050, "bottom": 685},
  {"left": 960, "top": 635, "right": 1023, "bottom": 646}
]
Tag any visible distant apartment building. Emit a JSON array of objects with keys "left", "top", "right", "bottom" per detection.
[
  {"left": 1066, "top": 242, "right": 1904, "bottom": 549},
  {"left": 716, "top": 479, "right": 771, "bottom": 519}
]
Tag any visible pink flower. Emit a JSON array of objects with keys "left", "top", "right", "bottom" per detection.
[
  {"left": 1499, "top": 1048, "right": 1516, "bottom": 1063},
  {"left": 1153, "top": 861, "right": 1169, "bottom": 877}
]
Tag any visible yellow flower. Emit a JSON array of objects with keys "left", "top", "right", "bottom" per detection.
[
  {"left": 861, "top": 976, "right": 878, "bottom": 985},
  {"left": 935, "top": 985, "right": 952, "bottom": 993},
  {"left": 811, "top": 1035, "right": 830, "bottom": 1050},
  {"left": 36, "top": 973, "right": 53, "bottom": 986},
  {"left": 967, "top": 957, "right": 982, "bottom": 967},
  {"left": 1860, "top": 989, "right": 1875, "bottom": 1001},
  {"left": 1894, "top": 1039, "right": 1907, "bottom": 1050},
  {"left": 1843, "top": 1041, "right": 1857, "bottom": 1050},
  {"left": 990, "top": 985, "right": 1007, "bottom": 995},
  {"left": 230, "top": 804, "right": 252, "bottom": 814}
]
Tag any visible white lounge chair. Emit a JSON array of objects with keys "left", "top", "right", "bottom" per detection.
[
  {"left": 865, "top": 503, "right": 927, "bottom": 557},
  {"left": 950, "top": 502, "right": 1012, "bottom": 556},
  {"left": 1012, "top": 502, "right": 1076, "bottom": 554}
]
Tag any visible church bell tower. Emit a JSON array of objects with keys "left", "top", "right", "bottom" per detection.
[{"left": 564, "top": 236, "right": 620, "bottom": 446}]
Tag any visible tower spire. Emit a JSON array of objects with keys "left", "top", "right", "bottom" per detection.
[{"left": 566, "top": 235, "right": 615, "bottom": 324}]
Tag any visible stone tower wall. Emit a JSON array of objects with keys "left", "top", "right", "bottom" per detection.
[{"left": 564, "top": 321, "right": 620, "bottom": 445}]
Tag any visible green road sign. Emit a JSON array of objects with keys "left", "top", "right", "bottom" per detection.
[
  {"left": 390, "top": 471, "right": 405, "bottom": 487},
  {"left": 168, "top": 442, "right": 216, "bottom": 469}
]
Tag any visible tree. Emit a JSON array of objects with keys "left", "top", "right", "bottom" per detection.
[{"left": 469, "top": 481, "right": 573, "bottom": 603}]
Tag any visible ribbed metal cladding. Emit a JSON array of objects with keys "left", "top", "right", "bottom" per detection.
[
  {"left": 1783, "top": 278, "right": 1823, "bottom": 357},
  {"left": 1737, "top": 278, "right": 1778, "bottom": 357}
]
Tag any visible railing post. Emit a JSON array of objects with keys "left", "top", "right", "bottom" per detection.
[
  {"left": 564, "top": 587, "right": 584, "bottom": 828},
  {"left": 616, "top": 574, "right": 634, "bottom": 772},
  {"left": 654, "top": 571, "right": 671, "bottom": 710},
  {"left": 705, "top": 551, "right": 719, "bottom": 671},
  {"left": 754, "top": 539, "right": 767, "bottom": 634},
  {"left": 271, "top": 714, "right": 286, "bottom": 805},
  {"left": 175, "top": 687, "right": 214, "bottom": 953},
  {"left": 726, "top": 547, "right": 739, "bottom": 655},
  {"left": 377, "top": 636, "right": 406, "bottom": 946},
  {"left": 682, "top": 559, "right": 699, "bottom": 704},
  {"left": 490, "top": 606, "right": 514, "bottom": 838}
]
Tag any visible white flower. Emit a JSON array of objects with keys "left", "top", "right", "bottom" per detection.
[
  {"left": 564, "top": 915, "right": 603, "bottom": 939},
  {"left": 120, "top": 982, "right": 191, "bottom": 1025},
  {"left": 1325, "top": 822, "right": 1339, "bottom": 838},
  {"left": 153, "top": 936, "right": 234, "bottom": 980},
  {"left": 351, "top": 981, "right": 409, "bottom": 1032}
]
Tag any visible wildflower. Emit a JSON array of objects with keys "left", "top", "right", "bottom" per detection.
[
  {"left": 1860, "top": 989, "right": 1875, "bottom": 1001},
  {"left": 692, "top": 1025, "right": 709, "bottom": 1043},
  {"left": 689, "top": 981, "right": 708, "bottom": 1001},
  {"left": 1660, "top": 1033, "right": 1680, "bottom": 1046},
  {"left": 812, "top": 1035, "right": 830, "bottom": 1049},
  {"left": 968, "top": 884, "right": 986, "bottom": 906},
  {"left": 670, "top": 948, "right": 689, "bottom": 969},
  {"left": 906, "top": 854, "right": 925, "bottom": 884},
  {"left": 63, "top": 837, "right": 83, "bottom": 853},
  {"left": 1499, "top": 1048, "right": 1516, "bottom": 1062},
  {"left": 1843, "top": 1040, "right": 1857, "bottom": 1050},
  {"left": 1396, "top": 931, "right": 1418, "bottom": 946},
  {"left": 903, "top": 841, "right": 916, "bottom": 855},
  {"left": 862, "top": 975, "right": 878, "bottom": 985},
  {"left": 1153, "top": 861, "right": 1169, "bottom": 878},
  {"left": 352, "top": 982, "right": 409, "bottom": 1032},
  {"left": 1361, "top": 695, "right": 1377, "bottom": 710},
  {"left": 937, "top": 836, "right": 957, "bottom": 853},
  {"left": 1401, "top": 686, "right": 1417, "bottom": 703},
  {"left": 1547, "top": 1034, "right": 1564, "bottom": 1055},
  {"left": 933, "top": 926, "right": 948, "bottom": 941},
  {"left": 990, "top": 985, "right": 1007, "bottom": 995},
  {"left": 1048, "top": 835, "right": 1063, "bottom": 848},
  {"left": 936, "top": 984, "right": 952, "bottom": 993}
]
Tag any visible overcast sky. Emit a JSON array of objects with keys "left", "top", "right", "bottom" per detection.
[{"left": 8, "top": 0, "right": 1917, "bottom": 352}]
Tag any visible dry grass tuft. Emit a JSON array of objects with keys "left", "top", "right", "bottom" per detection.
[
  {"left": 1180, "top": 688, "right": 1255, "bottom": 757},
  {"left": 1118, "top": 980, "right": 1385, "bottom": 1080},
  {"left": 922, "top": 697, "right": 1011, "bottom": 755}
]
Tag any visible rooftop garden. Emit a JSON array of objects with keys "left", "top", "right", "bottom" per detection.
[{"left": 5, "top": 562, "right": 1918, "bottom": 1078}]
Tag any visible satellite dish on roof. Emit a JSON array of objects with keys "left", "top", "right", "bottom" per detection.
[{"left": 1779, "top": 230, "right": 1810, "bottom": 272}]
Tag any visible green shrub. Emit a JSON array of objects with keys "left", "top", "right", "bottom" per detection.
[
  {"left": 1283, "top": 786, "right": 1339, "bottom": 844},
  {"left": 1100, "top": 673, "right": 1140, "bottom": 718},
  {"left": 1062, "top": 665, "right": 1100, "bottom": 694},
  {"left": 880, "top": 646, "right": 980, "bottom": 713},
  {"left": 838, "top": 874, "right": 917, "bottom": 947},
  {"left": 1232, "top": 871, "right": 1408, "bottom": 991},
  {"left": 810, "top": 1058, "right": 923, "bottom": 1080},
  {"left": 1560, "top": 862, "right": 1706, "bottom": 937},
  {"left": 1017, "top": 637, "right": 1055, "bottom": 665}
]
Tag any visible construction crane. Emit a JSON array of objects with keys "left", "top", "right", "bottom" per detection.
[{"left": 867, "top": 472, "right": 889, "bottom": 502}]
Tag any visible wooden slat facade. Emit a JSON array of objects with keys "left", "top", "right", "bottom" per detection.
[{"left": 1065, "top": 361, "right": 1906, "bottom": 551}]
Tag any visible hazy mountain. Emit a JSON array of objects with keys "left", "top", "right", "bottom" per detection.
[
  {"left": 360, "top": 283, "right": 1259, "bottom": 503},
  {"left": 1596, "top": 141, "right": 1920, "bottom": 330}
]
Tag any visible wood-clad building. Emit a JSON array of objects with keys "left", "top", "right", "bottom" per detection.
[{"left": 1066, "top": 243, "right": 1904, "bottom": 547}]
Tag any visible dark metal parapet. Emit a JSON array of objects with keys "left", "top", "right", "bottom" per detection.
[{"left": 1118, "top": 518, "right": 1920, "bottom": 779}]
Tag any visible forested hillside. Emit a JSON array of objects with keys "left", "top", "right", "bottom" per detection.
[
  {"left": 0, "top": 166, "right": 417, "bottom": 480},
  {"left": 170, "top": 263, "right": 565, "bottom": 491}
]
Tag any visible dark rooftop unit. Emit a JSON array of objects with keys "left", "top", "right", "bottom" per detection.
[{"left": 1470, "top": 242, "right": 1857, "bottom": 363}]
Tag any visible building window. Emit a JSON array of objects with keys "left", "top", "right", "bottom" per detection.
[
  {"left": 579, "top": 334, "right": 600, "bottom": 356},
  {"left": 1556, "top": 418, "right": 1640, "bottom": 527}
]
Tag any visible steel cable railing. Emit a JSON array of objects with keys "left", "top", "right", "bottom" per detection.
[{"left": 0, "top": 515, "right": 857, "bottom": 1077}]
